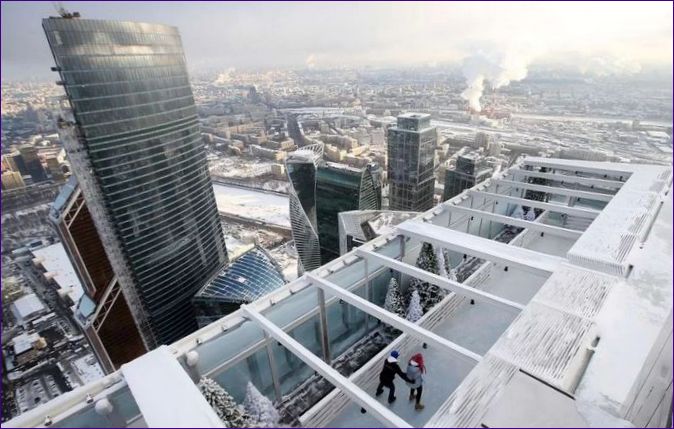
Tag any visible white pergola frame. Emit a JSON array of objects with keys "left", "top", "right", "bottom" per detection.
[
  {"left": 522, "top": 158, "right": 633, "bottom": 177},
  {"left": 509, "top": 169, "right": 624, "bottom": 189},
  {"left": 442, "top": 204, "right": 583, "bottom": 239},
  {"left": 306, "top": 273, "right": 482, "bottom": 363},
  {"left": 355, "top": 248, "right": 524, "bottom": 312},
  {"left": 468, "top": 190, "right": 601, "bottom": 219},
  {"left": 493, "top": 179, "right": 614, "bottom": 202},
  {"left": 241, "top": 305, "right": 412, "bottom": 428},
  {"left": 396, "top": 222, "right": 564, "bottom": 275}
]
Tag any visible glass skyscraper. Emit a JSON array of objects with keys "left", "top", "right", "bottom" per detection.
[
  {"left": 387, "top": 113, "right": 437, "bottom": 211},
  {"left": 286, "top": 144, "right": 382, "bottom": 272},
  {"left": 43, "top": 17, "right": 227, "bottom": 347}
]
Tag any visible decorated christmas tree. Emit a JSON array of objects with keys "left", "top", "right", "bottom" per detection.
[
  {"left": 410, "top": 242, "right": 446, "bottom": 313},
  {"left": 383, "top": 277, "right": 405, "bottom": 335},
  {"left": 406, "top": 290, "right": 423, "bottom": 324}
]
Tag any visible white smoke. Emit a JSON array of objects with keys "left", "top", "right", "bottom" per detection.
[
  {"left": 461, "top": 51, "right": 530, "bottom": 112},
  {"left": 305, "top": 54, "right": 317, "bottom": 70},
  {"left": 578, "top": 56, "right": 641, "bottom": 77}
]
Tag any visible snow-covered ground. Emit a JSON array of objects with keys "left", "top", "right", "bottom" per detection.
[
  {"left": 69, "top": 354, "right": 104, "bottom": 386},
  {"left": 213, "top": 184, "right": 289, "bottom": 227}
]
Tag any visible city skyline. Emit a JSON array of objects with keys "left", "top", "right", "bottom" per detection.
[{"left": 2, "top": 1, "right": 673, "bottom": 82}]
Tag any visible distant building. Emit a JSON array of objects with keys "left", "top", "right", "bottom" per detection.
[
  {"left": 49, "top": 177, "right": 147, "bottom": 373},
  {"left": 387, "top": 113, "right": 436, "bottom": 211},
  {"left": 286, "top": 144, "right": 383, "bottom": 272},
  {"left": 443, "top": 154, "right": 494, "bottom": 201},
  {"left": 45, "top": 156, "right": 65, "bottom": 182},
  {"left": 18, "top": 145, "right": 48, "bottom": 183},
  {"left": 10, "top": 294, "right": 47, "bottom": 328},
  {"left": 192, "top": 245, "right": 286, "bottom": 328},
  {"left": 44, "top": 17, "right": 228, "bottom": 346},
  {"left": 2, "top": 170, "right": 25, "bottom": 190}
]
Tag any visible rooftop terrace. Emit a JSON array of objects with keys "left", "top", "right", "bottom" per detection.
[{"left": 6, "top": 157, "right": 672, "bottom": 428}]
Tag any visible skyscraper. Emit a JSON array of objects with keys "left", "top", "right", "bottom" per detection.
[
  {"left": 18, "top": 145, "right": 48, "bottom": 183},
  {"left": 442, "top": 153, "right": 493, "bottom": 201},
  {"left": 286, "top": 144, "right": 382, "bottom": 272},
  {"left": 43, "top": 16, "right": 227, "bottom": 347},
  {"left": 387, "top": 113, "right": 437, "bottom": 211},
  {"left": 49, "top": 177, "right": 147, "bottom": 372}
]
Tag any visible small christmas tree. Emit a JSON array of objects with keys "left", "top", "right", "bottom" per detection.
[
  {"left": 383, "top": 277, "right": 405, "bottom": 335},
  {"left": 198, "top": 377, "right": 249, "bottom": 427},
  {"left": 436, "top": 247, "right": 448, "bottom": 278},
  {"left": 413, "top": 243, "right": 446, "bottom": 313},
  {"left": 448, "top": 268, "right": 458, "bottom": 282},
  {"left": 511, "top": 205, "right": 524, "bottom": 219},
  {"left": 406, "top": 290, "right": 423, "bottom": 324},
  {"left": 243, "top": 382, "right": 280, "bottom": 428},
  {"left": 524, "top": 209, "right": 536, "bottom": 222}
]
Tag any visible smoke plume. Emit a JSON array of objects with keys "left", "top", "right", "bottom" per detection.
[{"left": 460, "top": 52, "right": 529, "bottom": 112}]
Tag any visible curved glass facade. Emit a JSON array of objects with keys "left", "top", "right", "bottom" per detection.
[
  {"left": 43, "top": 18, "right": 227, "bottom": 345},
  {"left": 192, "top": 246, "right": 286, "bottom": 327}
]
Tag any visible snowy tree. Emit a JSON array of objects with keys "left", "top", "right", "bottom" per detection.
[
  {"left": 198, "top": 376, "right": 249, "bottom": 427},
  {"left": 448, "top": 268, "right": 458, "bottom": 282},
  {"left": 243, "top": 382, "right": 280, "bottom": 427},
  {"left": 406, "top": 290, "right": 423, "bottom": 324},
  {"left": 524, "top": 208, "right": 536, "bottom": 222},
  {"left": 511, "top": 205, "right": 524, "bottom": 219},
  {"left": 384, "top": 277, "right": 405, "bottom": 318},
  {"left": 410, "top": 243, "right": 446, "bottom": 313},
  {"left": 384, "top": 277, "right": 405, "bottom": 335},
  {"left": 436, "top": 247, "right": 448, "bottom": 278}
]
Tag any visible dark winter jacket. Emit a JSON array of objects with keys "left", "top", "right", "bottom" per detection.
[{"left": 379, "top": 358, "right": 408, "bottom": 383}]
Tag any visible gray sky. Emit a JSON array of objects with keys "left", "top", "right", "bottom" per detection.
[{"left": 2, "top": 1, "right": 672, "bottom": 81}]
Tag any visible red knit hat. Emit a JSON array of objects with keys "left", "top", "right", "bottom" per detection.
[{"left": 410, "top": 353, "right": 426, "bottom": 373}]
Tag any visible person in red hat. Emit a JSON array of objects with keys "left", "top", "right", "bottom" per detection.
[{"left": 406, "top": 353, "right": 426, "bottom": 410}]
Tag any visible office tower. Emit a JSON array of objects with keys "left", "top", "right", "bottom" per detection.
[
  {"left": 443, "top": 153, "right": 494, "bottom": 201},
  {"left": 315, "top": 162, "right": 382, "bottom": 262},
  {"left": 43, "top": 16, "right": 227, "bottom": 347},
  {"left": 18, "top": 145, "right": 48, "bottom": 183},
  {"left": 286, "top": 143, "right": 382, "bottom": 272},
  {"left": 49, "top": 177, "right": 147, "bottom": 372},
  {"left": 387, "top": 113, "right": 437, "bottom": 211},
  {"left": 45, "top": 156, "right": 65, "bottom": 182}
]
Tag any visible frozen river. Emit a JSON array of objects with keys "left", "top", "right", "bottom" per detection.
[{"left": 212, "top": 183, "right": 290, "bottom": 227}]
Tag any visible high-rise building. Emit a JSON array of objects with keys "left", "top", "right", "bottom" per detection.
[
  {"left": 49, "top": 177, "right": 147, "bottom": 372},
  {"left": 387, "top": 113, "right": 437, "bottom": 211},
  {"left": 18, "top": 145, "right": 48, "bottom": 183},
  {"left": 443, "top": 153, "right": 494, "bottom": 201},
  {"left": 43, "top": 16, "right": 227, "bottom": 347},
  {"left": 286, "top": 143, "right": 382, "bottom": 272},
  {"left": 315, "top": 162, "right": 382, "bottom": 263}
]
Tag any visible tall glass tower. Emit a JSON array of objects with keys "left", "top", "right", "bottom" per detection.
[
  {"left": 43, "top": 17, "right": 227, "bottom": 347},
  {"left": 387, "top": 113, "right": 437, "bottom": 211},
  {"left": 286, "top": 143, "right": 382, "bottom": 272}
]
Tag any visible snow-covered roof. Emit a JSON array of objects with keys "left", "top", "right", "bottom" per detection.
[
  {"left": 32, "top": 243, "right": 84, "bottom": 307},
  {"left": 12, "top": 332, "right": 41, "bottom": 355},
  {"left": 10, "top": 294, "right": 46, "bottom": 323}
]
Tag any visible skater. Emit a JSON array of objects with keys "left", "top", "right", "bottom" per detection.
[
  {"left": 406, "top": 353, "right": 426, "bottom": 410},
  {"left": 375, "top": 350, "right": 409, "bottom": 404}
]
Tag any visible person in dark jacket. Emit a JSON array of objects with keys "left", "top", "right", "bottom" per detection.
[{"left": 375, "top": 350, "right": 409, "bottom": 403}]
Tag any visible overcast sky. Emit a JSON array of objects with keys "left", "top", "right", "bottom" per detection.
[{"left": 2, "top": 1, "right": 672, "bottom": 81}]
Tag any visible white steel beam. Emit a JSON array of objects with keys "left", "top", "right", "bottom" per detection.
[
  {"left": 396, "top": 221, "right": 564, "bottom": 274},
  {"left": 510, "top": 169, "right": 624, "bottom": 189},
  {"left": 355, "top": 248, "right": 524, "bottom": 312},
  {"left": 522, "top": 158, "right": 633, "bottom": 176},
  {"left": 468, "top": 190, "right": 600, "bottom": 219},
  {"left": 241, "top": 305, "right": 412, "bottom": 428},
  {"left": 306, "top": 273, "right": 482, "bottom": 364},
  {"left": 443, "top": 204, "right": 583, "bottom": 239},
  {"left": 494, "top": 179, "right": 614, "bottom": 202}
]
